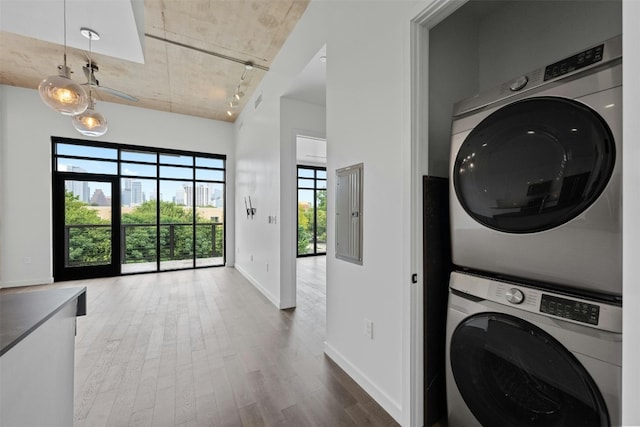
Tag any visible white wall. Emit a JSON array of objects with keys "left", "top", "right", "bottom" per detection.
[
  {"left": 324, "top": 2, "right": 418, "bottom": 420},
  {"left": 234, "top": 0, "right": 418, "bottom": 422},
  {"left": 622, "top": 1, "right": 640, "bottom": 423},
  {"left": 0, "top": 85, "right": 235, "bottom": 288},
  {"left": 280, "top": 98, "right": 326, "bottom": 308},
  {"left": 233, "top": 0, "right": 328, "bottom": 309}
]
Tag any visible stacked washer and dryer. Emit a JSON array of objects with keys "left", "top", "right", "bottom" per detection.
[{"left": 445, "top": 36, "right": 622, "bottom": 426}]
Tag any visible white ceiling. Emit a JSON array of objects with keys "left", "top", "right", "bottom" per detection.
[{"left": 0, "top": 0, "right": 145, "bottom": 63}]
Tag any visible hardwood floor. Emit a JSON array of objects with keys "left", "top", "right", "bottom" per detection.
[{"left": 25, "top": 257, "right": 397, "bottom": 426}]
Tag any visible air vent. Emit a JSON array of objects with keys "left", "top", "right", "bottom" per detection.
[{"left": 255, "top": 94, "right": 263, "bottom": 109}]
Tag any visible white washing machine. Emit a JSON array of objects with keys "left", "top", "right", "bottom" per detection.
[
  {"left": 449, "top": 36, "right": 622, "bottom": 298},
  {"left": 446, "top": 271, "right": 621, "bottom": 427}
]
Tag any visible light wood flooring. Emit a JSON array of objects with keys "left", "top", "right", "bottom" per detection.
[{"left": 22, "top": 257, "right": 398, "bottom": 426}]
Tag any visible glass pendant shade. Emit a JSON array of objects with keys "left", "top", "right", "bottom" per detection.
[
  {"left": 72, "top": 101, "right": 108, "bottom": 137},
  {"left": 38, "top": 66, "right": 89, "bottom": 115}
]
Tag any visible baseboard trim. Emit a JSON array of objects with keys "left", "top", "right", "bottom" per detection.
[
  {"left": 234, "top": 263, "right": 280, "bottom": 308},
  {"left": 0, "top": 277, "right": 54, "bottom": 289},
  {"left": 323, "top": 341, "right": 402, "bottom": 423}
]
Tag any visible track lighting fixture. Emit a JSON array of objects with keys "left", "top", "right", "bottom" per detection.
[{"left": 225, "top": 62, "right": 253, "bottom": 119}]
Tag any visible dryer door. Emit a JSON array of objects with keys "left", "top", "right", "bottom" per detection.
[
  {"left": 453, "top": 96, "right": 615, "bottom": 233},
  {"left": 450, "top": 312, "right": 609, "bottom": 427}
]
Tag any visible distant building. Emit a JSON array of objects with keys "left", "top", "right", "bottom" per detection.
[
  {"left": 195, "top": 184, "right": 209, "bottom": 206},
  {"left": 176, "top": 184, "right": 210, "bottom": 207},
  {"left": 90, "top": 189, "right": 109, "bottom": 206},
  {"left": 131, "top": 181, "right": 142, "bottom": 206},
  {"left": 61, "top": 165, "right": 90, "bottom": 202},
  {"left": 122, "top": 178, "right": 143, "bottom": 206}
]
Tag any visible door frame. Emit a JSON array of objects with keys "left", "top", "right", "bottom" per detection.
[
  {"left": 408, "top": 0, "right": 469, "bottom": 425},
  {"left": 52, "top": 172, "right": 121, "bottom": 281}
]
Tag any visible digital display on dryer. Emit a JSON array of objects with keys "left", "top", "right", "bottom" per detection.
[
  {"left": 540, "top": 294, "right": 600, "bottom": 325},
  {"left": 543, "top": 44, "right": 604, "bottom": 81}
]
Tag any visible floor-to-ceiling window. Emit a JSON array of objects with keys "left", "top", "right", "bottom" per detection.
[
  {"left": 297, "top": 165, "right": 327, "bottom": 257},
  {"left": 52, "top": 137, "right": 225, "bottom": 281}
]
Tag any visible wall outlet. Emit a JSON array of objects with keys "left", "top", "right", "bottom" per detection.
[
  {"left": 250, "top": 255, "right": 254, "bottom": 262},
  {"left": 266, "top": 262, "right": 269, "bottom": 272},
  {"left": 364, "top": 318, "right": 374, "bottom": 339},
  {"left": 23, "top": 256, "right": 32, "bottom": 264}
]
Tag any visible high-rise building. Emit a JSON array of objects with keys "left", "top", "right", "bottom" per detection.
[
  {"left": 131, "top": 181, "right": 142, "bottom": 206},
  {"left": 122, "top": 189, "right": 131, "bottom": 206},
  {"left": 176, "top": 185, "right": 188, "bottom": 206},
  {"left": 195, "top": 184, "right": 209, "bottom": 207},
  {"left": 122, "top": 178, "right": 143, "bottom": 206},
  {"left": 62, "top": 165, "right": 90, "bottom": 202}
]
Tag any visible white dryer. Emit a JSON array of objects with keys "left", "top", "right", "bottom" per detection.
[
  {"left": 446, "top": 271, "right": 621, "bottom": 427},
  {"left": 449, "top": 36, "right": 622, "bottom": 298}
]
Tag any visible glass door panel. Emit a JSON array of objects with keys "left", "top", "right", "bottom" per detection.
[
  {"left": 195, "top": 182, "right": 224, "bottom": 267},
  {"left": 160, "top": 180, "right": 194, "bottom": 270},
  {"left": 316, "top": 189, "right": 327, "bottom": 253},
  {"left": 297, "top": 166, "right": 327, "bottom": 257},
  {"left": 121, "top": 178, "right": 158, "bottom": 273},
  {"left": 53, "top": 175, "right": 119, "bottom": 280},
  {"left": 298, "top": 189, "right": 315, "bottom": 255}
]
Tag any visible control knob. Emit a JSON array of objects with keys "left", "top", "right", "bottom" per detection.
[
  {"left": 509, "top": 75, "right": 529, "bottom": 91},
  {"left": 506, "top": 288, "right": 525, "bottom": 305}
]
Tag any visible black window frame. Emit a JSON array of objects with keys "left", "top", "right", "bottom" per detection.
[
  {"left": 297, "top": 165, "right": 327, "bottom": 257},
  {"left": 52, "top": 136, "right": 226, "bottom": 280}
]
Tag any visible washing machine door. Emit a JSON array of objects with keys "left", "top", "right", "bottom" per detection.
[
  {"left": 450, "top": 313, "right": 609, "bottom": 427},
  {"left": 453, "top": 96, "right": 615, "bottom": 233}
]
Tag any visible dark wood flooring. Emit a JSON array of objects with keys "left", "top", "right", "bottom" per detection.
[{"left": 14, "top": 257, "right": 398, "bottom": 426}]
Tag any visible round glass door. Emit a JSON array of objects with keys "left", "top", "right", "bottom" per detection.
[
  {"left": 450, "top": 313, "right": 609, "bottom": 427},
  {"left": 454, "top": 96, "right": 615, "bottom": 233}
]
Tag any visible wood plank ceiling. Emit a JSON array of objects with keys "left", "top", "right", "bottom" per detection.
[{"left": 0, "top": 0, "right": 310, "bottom": 122}]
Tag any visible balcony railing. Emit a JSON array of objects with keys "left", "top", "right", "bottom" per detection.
[{"left": 64, "top": 222, "right": 224, "bottom": 267}]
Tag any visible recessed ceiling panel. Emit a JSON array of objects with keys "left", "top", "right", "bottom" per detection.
[{"left": 0, "top": 0, "right": 145, "bottom": 63}]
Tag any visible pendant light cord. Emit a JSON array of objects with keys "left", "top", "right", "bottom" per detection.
[
  {"left": 63, "top": 0, "right": 68, "bottom": 69},
  {"left": 88, "top": 31, "right": 93, "bottom": 100}
]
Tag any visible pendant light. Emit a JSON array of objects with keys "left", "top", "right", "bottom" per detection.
[
  {"left": 72, "top": 28, "right": 108, "bottom": 137},
  {"left": 72, "top": 95, "right": 108, "bottom": 136},
  {"left": 38, "top": 0, "right": 89, "bottom": 115}
]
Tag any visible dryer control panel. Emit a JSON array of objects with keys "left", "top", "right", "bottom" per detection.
[
  {"left": 540, "top": 294, "right": 599, "bottom": 325},
  {"left": 543, "top": 44, "right": 604, "bottom": 81},
  {"left": 449, "top": 271, "right": 621, "bottom": 333}
]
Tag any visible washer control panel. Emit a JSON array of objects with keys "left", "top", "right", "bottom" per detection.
[
  {"left": 449, "top": 271, "right": 621, "bottom": 333},
  {"left": 540, "top": 294, "right": 599, "bottom": 325}
]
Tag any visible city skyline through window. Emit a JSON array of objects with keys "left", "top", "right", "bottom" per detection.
[{"left": 52, "top": 137, "right": 226, "bottom": 280}]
